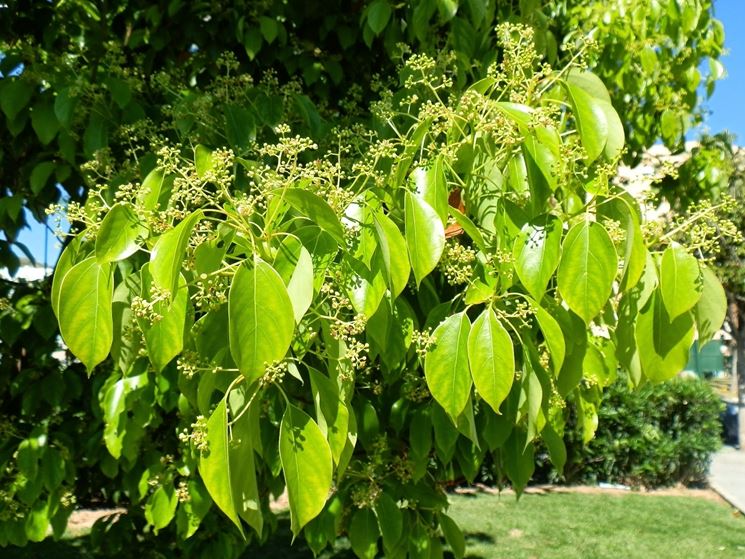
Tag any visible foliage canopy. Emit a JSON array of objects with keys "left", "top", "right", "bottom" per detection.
[{"left": 0, "top": 1, "right": 729, "bottom": 556}]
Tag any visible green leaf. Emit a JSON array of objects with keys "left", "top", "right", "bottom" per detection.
[
  {"left": 448, "top": 206, "right": 486, "bottom": 251},
  {"left": 439, "top": 513, "right": 465, "bottom": 559},
  {"left": 661, "top": 109, "right": 683, "bottom": 145},
  {"left": 437, "top": 0, "right": 458, "bottom": 21},
  {"left": 523, "top": 127, "right": 561, "bottom": 191},
  {"left": 139, "top": 268, "right": 187, "bottom": 372},
  {"left": 467, "top": 308, "right": 514, "bottom": 414},
  {"left": 373, "top": 493, "right": 402, "bottom": 552},
  {"left": 542, "top": 422, "right": 567, "bottom": 473},
  {"left": 564, "top": 78, "right": 608, "bottom": 164},
  {"left": 54, "top": 88, "right": 77, "bottom": 127},
  {"left": 533, "top": 303, "right": 565, "bottom": 374},
  {"left": 259, "top": 16, "right": 279, "bottom": 43},
  {"left": 284, "top": 188, "right": 346, "bottom": 246},
  {"left": 405, "top": 191, "right": 445, "bottom": 286},
  {"left": 95, "top": 204, "right": 147, "bottom": 264},
  {"left": 345, "top": 255, "right": 387, "bottom": 318},
  {"left": 58, "top": 257, "right": 113, "bottom": 371},
  {"left": 598, "top": 194, "right": 646, "bottom": 290},
  {"left": 145, "top": 485, "right": 178, "bottom": 531},
  {"left": 194, "top": 145, "right": 214, "bottom": 178},
  {"left": 150, "top": 210, "right": 202, "bottom": 297},
  {"left": 31, "top": 102, "right": 59, "bottom": 145},
  {"left": 557, "top": 221, "right": 617, "bottom": 324},
  {"left": 350, "top": 508, "right": 379, "bottom": 559},
  {"left": 693, "top": 265, "right": 727, "bottom": 346},
  {"left": 224, "top": 105, "right": 256, "bottom": 149},
  {"left": 198, "top": 399, "right": 244, "bottom": 535},
  {"left": 0, "top": 80, "right": 33, "bottom": 120},
  {"left": 52, "top": 236, "right": 84, "bottom": 318},
  {"left": 425, "top": 312, "right": 472, "bottom": 420},
  {"left": 367, "top": 0, "right": 391, "bottom": 35},
  {"left": 659, "top": 245, "right": 703, "bottom": 320},
  {"left": 412, "top": 157, "right": 449, "bottom": 225},
  {"left": 30, "top": 161, "right": 56, "bottom": 195},
  {"left": 103, "top": 373, "right": 149, "bottom": 458},
  {"left": 373, "top": 211, "right": 410, "bottom": 297},
  {"left": 230, "top": 389, "right": 263, "bottom": 536},
  {"left": 564, "top": 70, "right": 624, "bottom": 160},
  {"left": 309, "top": 368, "right": 350, "bottom": 465},
  {"left": 83, "top": 114, "right": 108, "bottom": 156},
  {"left": 295, "top": 225, "right": 338, "bottom": 291},
  {"left": 280, "top": 404, "right": 333, "bottom": 536},
  {"left": 635, "top": 289, "right": 695, "bottom": 383},
  {"left": 512, "top": 214, "right": 562, "bottom": 301},
  {"left": 502, "top": 429, "right": 534, "bottom": 495},
  {"left": 176, "top": 480, "right": 212, "bottom": 539},
  {"left": 24, "top": 501, "right": 49, "bottom": 543},
  {"left": 137, "top": 167, "right": 172, "bottom": 212},
  {"left": 229, "top": 257, "right": 295, "bottom": 383},
  {"left": 366, "top": 296, "right": 415, "bottom": 369},
  {"left": 273, "top": 236, "right": 314, "bottom": 323}
]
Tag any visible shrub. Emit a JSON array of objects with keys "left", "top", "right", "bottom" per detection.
[{"left": 545, "top": 375, "right": 723, "bottom": 488}]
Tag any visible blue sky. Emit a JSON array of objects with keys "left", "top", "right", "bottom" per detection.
[
  {"left": 12, "top": 0, "right": 745, "bottom": 267},
  {"left": 698, "top": 0, "right": 745, "bottom": 139}
]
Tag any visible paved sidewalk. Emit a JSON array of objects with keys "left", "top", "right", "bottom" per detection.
[{"left": 709, "top": 445, "right": 745, "bottom": 513}]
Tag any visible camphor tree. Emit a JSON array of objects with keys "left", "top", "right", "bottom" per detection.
[
  {"left": 46, "top": 23, "right": 728, "bottom": 557},
  {"left": 0, "top": 0, "right": 729, "bottom": 556}
]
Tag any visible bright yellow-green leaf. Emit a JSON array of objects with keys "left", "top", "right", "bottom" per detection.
[
  {"left": 635, "top": 289, "right": 695, "bottom": 383},
  {"left": 145, "top": 485, "right": 178, "bottom": 531},
  {"left": 373, "top": 211, "right": 410, "bottom": 298},
  {"left": 533, "top": 303, "right": 565, "bottom": 374},
  {"left": 58, "top": 257, "right": 113, "bottom": 372},
  {"left": 102, "top": 373, "right": 148, "bottom": 459},
  {"left": 513, "top": 214, "right": 562, "bottom": 302},
  {"left": 229, "top": 257, "right": 295, "bottom": 384},
  {"left": 412, "top": 156, "right": 449, "bottom": 225},
  {"left": 659, "top": 244, "right": 703, "bottom": 320},
  {"left": 309, "top": 368, "right": 350, "bottom": 465},
  {"left": 150, "top": 210, "right": 202, "bottom": 297},
  {"left": 694, "top": 265, "right": 727, "bottom": 346},
  {"left": 424, "top": 312, "right": 472, "bottom": 420},
  {"left": 280, "top": 404, "right": 333, "bottom": 536},
  {"left": 405, "top": 191, "right": 445, "bottom": 286},
  {"left": 564, "top": 70, "right": 624, "bottom": 161},
  {"left": 198, "top": 399, "right": 244, "bottom": 535},
  {"left": 284, "top": 188, "right": 346, "bottom": 246},
  {"left": 137, "top": 167, "right": 173, "bottom": 211},
  {"left": 96, "top": 203, "right": 147, "bottom": 264},
  {"left": 557, "top": 221, "right": 617, "bottom": 324},
  {"left": 467, "top": 308, "right": 514, "bottom": 414},
  {"left": 230, "top": 389, "right": 263, "bottom": 536},
  {"left": 448, "top": 206, "right": 486, "bottom": 251},
  {"left": 273, "top": 236, "right": 314, "bottom": 323},
  {"left": 139, "top": 268, "right": 187, "bottom": 372},
  {"left": 194, "top": 144, "right": 214, "bottom": 178},
  {"left": 52, "top": 235, "right": 84, "bottom": 318},
  {"left": 344, "top": 255, "right": 387, "bottom": 318}
]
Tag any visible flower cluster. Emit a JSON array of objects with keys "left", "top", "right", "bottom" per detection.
[
  {"left": 178, "top": 415, "right": 209, "bottom": 453},
  {"left": 439, "top": 241, "right": 476, "bottom": 285}
]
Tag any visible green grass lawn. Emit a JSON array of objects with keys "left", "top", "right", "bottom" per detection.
[{"left": 5, "top": 491, "right": 745, "bottom": 559}]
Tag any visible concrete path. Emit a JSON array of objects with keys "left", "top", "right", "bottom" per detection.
[{"left": 709, "top": 445, "right": 745, "bottom": 513}]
